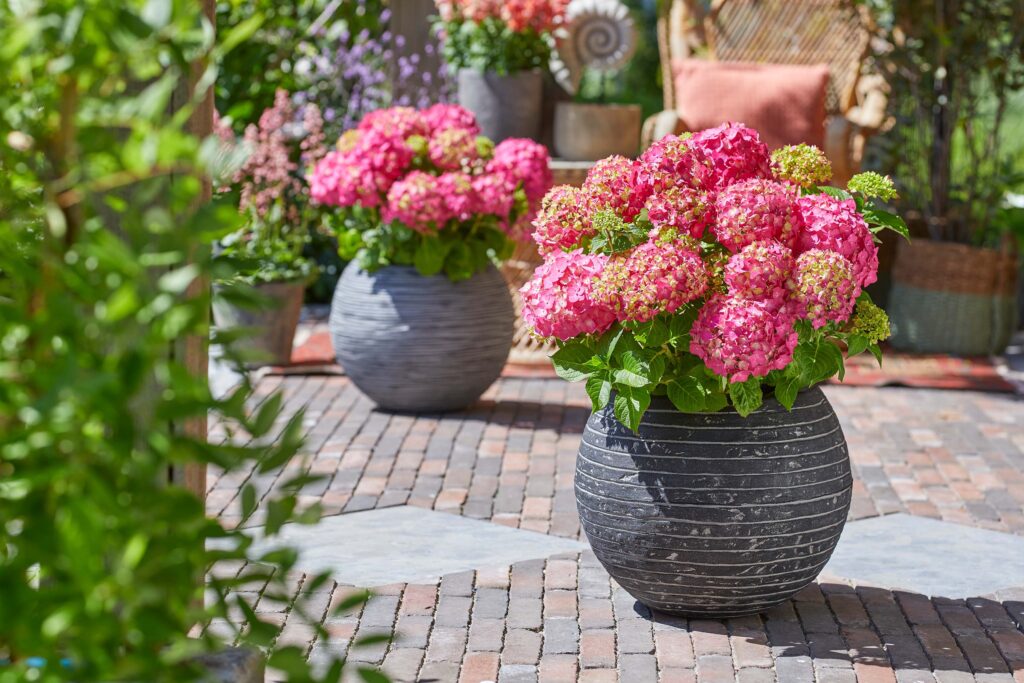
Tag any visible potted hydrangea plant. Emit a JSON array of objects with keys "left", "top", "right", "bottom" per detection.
[
  {"left": 520, "top": 125, "right": 905, "bottom": 616},
  {"left": 309, "top": 104, "right": 551, "bottom": 411},
  {"left": 213, "top": 91, "right": 324, "bottom": 367},
  {"left": 434, "top": 0, "right": 569, "bottom": 142}
]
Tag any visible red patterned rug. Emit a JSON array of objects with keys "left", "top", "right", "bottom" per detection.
[{"left": 283, "top": 330, "right": 1015, "bottom": 393}]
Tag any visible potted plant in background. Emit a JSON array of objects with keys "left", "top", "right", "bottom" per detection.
[
  {"left": 520, "top": 126, "right": 906, "bottom": 616},
  {"left": 213, "top": 91, "right": 324, "bottom": 367},
  {"left": 434, "top": 0, "right": 569, "bottom": 142},
  {"left": 309, "top": 104, "right": 552, "bottom": 412},
  {"left": 552, "top": 0, "right": 642, "bottom": 161},
  {"left": 876, "top": 0, "right": 1024, "bottom": 355}
]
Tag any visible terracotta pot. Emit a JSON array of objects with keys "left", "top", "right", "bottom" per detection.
[
  {"left": 212, "top": 281, "right": 305, "bottom": 367},
  {"left": 553, "top": 102, "right": 642, "bottom": 161}
]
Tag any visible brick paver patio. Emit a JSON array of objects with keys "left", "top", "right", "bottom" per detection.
[{"left": 208, "top": 377, "right": 1024, "bottom": 683}]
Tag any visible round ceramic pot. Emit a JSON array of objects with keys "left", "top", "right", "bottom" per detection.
[
  {"left": 457, "top": 69, "right": 543, "bottom": 143},
  {"left": 554, "top": 102, "right": 642, "bottom": 161},
  {"left": 576, "top": 386, "right": 851, "bottom": 618},
  {"left": 329, "top": 263, "right": 514, "bottom": 412},
  {"left": 212, "top": 280, "right": 305, "bottom": 367}
]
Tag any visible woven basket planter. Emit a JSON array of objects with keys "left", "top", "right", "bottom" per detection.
[
  {"left": 330, "top": 263, "right": 514, "bottom": 412},
  {"left": 576, "top": 386, "right": 851, "bottom": 618},
  {"left": 888, "top": 240, "right": 1018, "bottom": 355}
]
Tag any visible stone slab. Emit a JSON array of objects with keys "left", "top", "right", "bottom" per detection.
[
  {"left": 251, "top": 505, "right": 587, "bottom": 587},
  {"left": 823, "top": 513, "right": 1024, "bottom": 598}
]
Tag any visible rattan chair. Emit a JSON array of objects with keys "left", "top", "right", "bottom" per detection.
[{"left": 642, "top": 0, "right": 889, "bottom": 184}]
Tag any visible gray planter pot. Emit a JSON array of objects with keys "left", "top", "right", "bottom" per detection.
[
  {"left": 330, "top": 263, "right": 514, "bottom": 412},
  {"left": 212, "top": 281, "right": 305, "bottom": 367},
  {"left": 457, "top": 69, "right": 543, "bottom": 143},
  {"left": 554, "top": 102, "right": 642, "bottom": 161},
  {"left": 576, "top": 386, "right": 851, "bottom": 618}
]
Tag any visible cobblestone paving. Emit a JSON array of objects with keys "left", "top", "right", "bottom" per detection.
[{"left": 208, "top": 377, "right": 1024, "bottom": 682}]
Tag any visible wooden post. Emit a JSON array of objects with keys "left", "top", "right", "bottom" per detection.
[
  {"left": 390, "top": 0, "right": 445, "bottom": 103},
  {"left": 170, "top": 0, "right": 216, "bottom": 500}
]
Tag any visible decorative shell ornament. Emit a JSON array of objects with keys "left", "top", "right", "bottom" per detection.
[{"left": 551, "top": 0, "right": 638, "bottom": 95}]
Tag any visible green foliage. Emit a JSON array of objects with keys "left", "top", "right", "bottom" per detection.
[
  {"left": 0, "top": 1, "right": 382, "bottom": 680},
  {"left": 550, "top": 290, "right": 892, "bottom": 431},
  {"left": 215, "top": 0, "right": 384, "bottom": 130},
  {"left": 334, "top": 213, "right": 515, "bottom": 282},
  {"left": 216, "top": 206, "right": 319, "bottom": 286},
  {"left": 871, "top": 0, "right": 1024, "bottom": 245},
  {"left": 435, "top": 17, "right": 552, "bottom": 74}
]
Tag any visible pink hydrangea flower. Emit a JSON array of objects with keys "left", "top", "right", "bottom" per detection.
[
  {"left": 487, "top": 138, "right": 552, "bottom": 204},
  {"left": 713, "top": 179, "right": 803, "bottom": 252},
  {"left": 688, "top": 122, "right": 772, "bottom": 189},
  {"left": 632, "top": 135, "right": 714, "bottom": 200},
  {"left": 471, "top": 173, "right": 515, "bottom": 219},
  {"left": 309, "top": 150, "right": 380, "bottom": 208},
  {"left": 429, "top": 127, "right": 479, "bottom": 171},
  {"left": 437, "top": 172, "right": 476, "bottom": 221},
  {"left": 532, "top": 185, "right": 592, "bottom": 255},
  {"left": 795, "top": 193, "right": 879, "bottom": 289},
  {"left": 383, "top": 171, "right": 450, "bottom": 232},
  {"left": 520, "top": 249, "right": 616, "bottom": 340},
  {"left": 581, "top": 155, "right": 643, "bottom": 221},
  {"left": 790, "top": 249, "right": 859, "bottom": 328},
  {"left": 690, "top": 294, "right": 799, "bottom": 383},
  {"left": 594, "top": 240, "right": 709, "bottom": 323},
  {"left": 644, "top": 186, "right": 716, "bottom": 240},
  {"left": 422, "top": 103, "right": 480, "bottom": 136},
  {"left": 358, "top": 106, "right": 429, "bottom": 139},
  {"left": 724, "top": 240, "right": 795, "bottom": 304}
]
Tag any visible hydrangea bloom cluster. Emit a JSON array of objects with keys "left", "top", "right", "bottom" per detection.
[
  {"left": 594, "top": 241, "right": 709, "bottom": 323},
  {"left": 520, "top": 250, "right": 616, "bottom": 340},
  {"left": 520, "top": 123, "right": 888, "bottom": 390},
  {"left": 309, "top": 105, "right": 550, "bottom": 236}
]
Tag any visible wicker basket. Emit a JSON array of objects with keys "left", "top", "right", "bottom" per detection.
[
  {"left": 500, "top": 159, "right": 596, "bottom": 365},
  {"left": 888, "top": 240, "right": 1019, "bottom": 355}
]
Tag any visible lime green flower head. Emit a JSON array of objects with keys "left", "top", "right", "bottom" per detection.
[
  {"left": 848, "top": 172, "right": 898, "bottom": 201},
  {"left": 850, "top": 297, "right": 891, "bottom": 343},
  {"left": 771, "top": 144, "right": 833, "bottom": 187}
]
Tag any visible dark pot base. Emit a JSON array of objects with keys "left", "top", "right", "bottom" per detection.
[{"left": 576, "top": 386, "right": 851, "bottom": 617}]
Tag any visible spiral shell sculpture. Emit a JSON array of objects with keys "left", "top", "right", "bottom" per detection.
[{"left": 552, "top": 0, "right": 637, "bottom": 94}]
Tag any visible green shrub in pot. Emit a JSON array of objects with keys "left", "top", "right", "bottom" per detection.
[{"left": 873, "top": 0, "right": 1024, "bottom": 353}]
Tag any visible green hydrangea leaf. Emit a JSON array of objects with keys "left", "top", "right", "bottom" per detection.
[
  {"left": 846, "top": 333, "right": 870, "bottom": 357},
  {"left": 585, "top": 375, "right": 613, "bottom": 411},
  {"left": 614, "top": 351, "right": 650, "bottom": 388},
  {"left": 550, "top": 342, "right": 598, "bottom": 383},
  {"left": 667, "top": 376, "right": 705, "bottom": 413},
  {"left": 614, "top": 386, "right": 651, "bottom": 432},
  {"left": 728, "top": 378, "right": 763, "bottom": 417}
]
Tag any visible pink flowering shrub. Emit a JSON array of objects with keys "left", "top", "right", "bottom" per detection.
[
  {"left": 434, "top": 0, "right": 569, "bottom": 75},
  {"left": 519, "top": 123, "right": 907, "bottom": 428},
  {"left": 308, "top": 105, "right": 551, "bottom": 281},
  {"left": 215, "top": 90, "right": 325, "bottom": 285}
]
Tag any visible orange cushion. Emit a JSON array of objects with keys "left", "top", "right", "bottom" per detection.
[{"left": 671, "top": 58, "right": 829, "bottom": 150}]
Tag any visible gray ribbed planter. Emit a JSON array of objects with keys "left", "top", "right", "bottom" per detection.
[
  {"left": 554, "top": 102, "right": 642, "bottom": 161},
  {"left": 330, "top": 263, "right": 514, "bottom": 412},
  {"left": 576, "top": 386, "right": 851, "bottom": 617},
  {"left": 457, "top": 69, "right": 543, "bottom": 143},
  {"left": 212, "top": 281, "right": 304, "bottom": 367}
]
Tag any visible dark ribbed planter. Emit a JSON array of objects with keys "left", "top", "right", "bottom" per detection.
[
  {"left": 330, "top": 263, "right": 514, "bottom": 412},
  {"left": 212, "top": 280, "right": 305, "bottom": 367},
  {"left": 576, "top": 386, "right": 851, "bottom": 618},
  {"left": 457, "top": 69, "right": 543, "bottom": 143}
]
